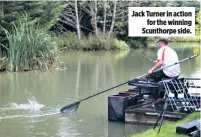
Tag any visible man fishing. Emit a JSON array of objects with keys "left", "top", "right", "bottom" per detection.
[{"left": 147, "top": 38, "right": 181, "bottom": 81}]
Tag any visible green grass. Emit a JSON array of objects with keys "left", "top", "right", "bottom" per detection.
[{"left": 131, "top": 112, "right": 200, "bottom": 137}]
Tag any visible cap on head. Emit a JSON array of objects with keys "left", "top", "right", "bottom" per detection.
[{"left": 157, "top": 38, "right": 169, "bottom": 45}]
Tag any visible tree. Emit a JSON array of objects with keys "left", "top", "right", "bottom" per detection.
[
  {"left": 81, "top": 0, "right": 99, "bottom": 36},
  {"left": 53, "top": 0, "right": 168, "bottom": 48},
  {"left": 167, "top": 1, "right": 200, "bottom": 36},
  {"left": 58, "top": 0, "right": 82, "bottom": 39},
  {"left": 108, "top": 0, "right": 117, "bottom": 39},
  {"left": 195, "top": 10, "right": 200, "bottom": 36},
  {"left": 111, "top": 1, "right": 167, "bottom": 47},
  {"left": 103, "top": 0, "right": 107, "bottom": 35},
  {"left": 167, "top": 1, "right": 200, "bottom": 13},
  {"left": 0, "top": 1, "right": 66, "bottom": 45}
]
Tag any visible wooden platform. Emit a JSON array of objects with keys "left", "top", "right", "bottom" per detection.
[
  {"left": 108, "top": 77, "right": 200, "bottom": 124},
  {"left": 125, "top": 105, "right": 187, "bottom": 125}
]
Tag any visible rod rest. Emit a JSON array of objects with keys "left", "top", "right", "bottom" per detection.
[{"left": 127, "top": 77, "right": 191, "bottom": 94}]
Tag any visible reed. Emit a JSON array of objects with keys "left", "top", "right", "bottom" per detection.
[{"left": 3, "top": 18, "right": 57, "bottom": 72}]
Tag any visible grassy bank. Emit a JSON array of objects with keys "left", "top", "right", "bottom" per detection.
[
  {"left": 148, "top": 42, "right": 200, "bottom": 49},
  {"left": 131, "top": 112, "right": 200, "bottom": 137},
  {"left": 148, "top": 36, "right": 200, "bottom": 43},
  {"left": 56, "top": 33, "right": 130, "bottom": 51}
]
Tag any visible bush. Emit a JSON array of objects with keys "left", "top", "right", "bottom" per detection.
[
  {"left": 56, "top": 32, "right": 81, "bottom": 50},
  {"left": 114, "top": 39, "right": 129, "bottom": 50},
  {"left": 83, "top": 34, "right": 105, "bottom": 50},
  {"left": 147, "top": 37, "right": 156, "bottom": 42},
  {"left": 3, "top": 18, "right": 58, "bottom": 72},
  {"left": 147, "top": 36, "right": 200, "bottom": 43},
  {"left": 169, "top": 36, "right": 200, "bottom": 42},
  {"left": 127, "top": 39, "right": 144, "bottom": 49},
  {"left": 56, "top": 32, "right": 129, "bottom": 51}
]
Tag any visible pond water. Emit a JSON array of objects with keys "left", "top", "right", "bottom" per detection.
[{"left": 0, "top": 43, "right": 200, "bottom": 137}]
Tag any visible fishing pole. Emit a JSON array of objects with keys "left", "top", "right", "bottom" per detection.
[
  {"left": 60, "top": 54, "right": 198, "bottom": 113},
  {"left": 131, "top": 49, "right": 154, "bottom": 62}
]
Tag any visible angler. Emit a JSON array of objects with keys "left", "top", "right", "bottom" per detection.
[{"left": 147, "top": 38, "right": 181, "bottom": 81}]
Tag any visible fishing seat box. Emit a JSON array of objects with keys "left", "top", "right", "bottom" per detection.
[{"left": 108, "top": 91, "right": 139, "bottom": 121}]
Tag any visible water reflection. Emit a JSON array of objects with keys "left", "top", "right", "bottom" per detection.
[
  {"left": 108, "top": 122, "right": 150, "bottom": 137},
  {"left": 0, "top": 44, "right": 200, "bottom": 137}
]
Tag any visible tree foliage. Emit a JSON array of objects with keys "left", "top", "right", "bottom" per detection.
[
  {"left": 0, "top": 0, "right": 200, "bottom": 51},
  {"left": 167, "top": 1, "right": 200, "bottom": 13},
  {"left": 0, "top": 1, "right": 66, "bottom": 44},
  {"left": 167, "top": 1, "right": 200, "bottom": 36},
  {"left": 195, "top": 10, "right": 200, "bottom": 36}
]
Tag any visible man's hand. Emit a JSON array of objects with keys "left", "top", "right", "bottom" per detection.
[
  {"left": 148, "top": 69, "right": 154, "bottom": 75},
  {"left": 148, "top": 59, "right": 163, "bottom": 75},
  {"left": 153, "top": 60, "right": 158, "bottom": 63}
]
